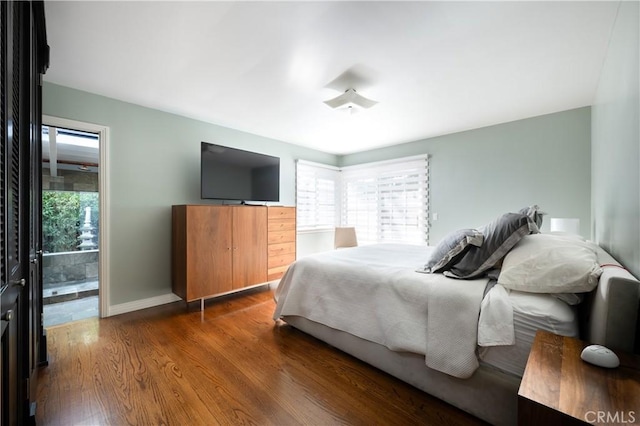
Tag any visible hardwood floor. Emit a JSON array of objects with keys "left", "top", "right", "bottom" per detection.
[{"left": 36, "top": 286, "right": 486, "bottom": 425}]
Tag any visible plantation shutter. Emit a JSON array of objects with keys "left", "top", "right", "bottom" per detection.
[
  {"left": 341, "top": 155, "right": 429, "bottom": 244},
  {"left": 1, "top": 1, "right": 6, "bottom": 287},
  {"left": 296, "top": 160, "right": 340, "bottom": 231}
]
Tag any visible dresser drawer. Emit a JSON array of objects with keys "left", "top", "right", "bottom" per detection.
[
  {"left": 268, "top": 207, "right": 296, "bottom": 220},
  {"left": 268, "top": 220, "right": 295, "bottom": 232},
  {"left": 268, "top": 252, "right": 295, "bottom": 269},
  {"left": 268, "top": 265, "right": 290, "bottom": 281},
  {"left": 268, "top": 242, "right": 295, "bottom": 257},
  {"left": 268, "top": 230, "right": 295, "bottom": 244}
]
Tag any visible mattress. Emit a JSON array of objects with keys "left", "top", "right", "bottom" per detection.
[
  {"left": 275, "top": 243, "right": 582, "bottom": 379},
  {"left": 479, "top": 290, "right": 579, "bottom": 376}
]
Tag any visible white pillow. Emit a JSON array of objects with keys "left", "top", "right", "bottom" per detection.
[
  {"left": 548, "top": 231, "right": 587, "bottom": 241},
  {"left": 497, "top": 234, "right": 602, "bottom": 293}
]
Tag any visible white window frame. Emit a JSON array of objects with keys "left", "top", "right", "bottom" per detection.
[
  {"left": 295, "top": 160, "right": 340, "bottom": 232},
  {"left": 295, "top": 155, "right": 430, "bottom": 244},
  {"left": 43, "top": 116, "right": 111, "bottom": 317},
  {"left": 341, "top": 155, "right": 430, "bottom": 245}
]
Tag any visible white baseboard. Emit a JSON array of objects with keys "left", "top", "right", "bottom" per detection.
[
  {"left": 106, "top": 293, "right": 182, "bottom": 317},
  {"left": 104, "top": 282, "right": 277, "bottom": 317}
]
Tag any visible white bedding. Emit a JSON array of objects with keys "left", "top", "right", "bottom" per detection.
[
  {"left": 479, "top": 291, "right": 579, "bottom": 376},
  {"left": 273, "top": 243, "right": 513, "bottom": 379}
]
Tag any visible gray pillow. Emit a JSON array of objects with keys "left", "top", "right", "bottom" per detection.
[
  {"left": 519, "top": 204, "right": 545, "bottom": 228},
  {"left": 444, "top": 213, "right": 538, "bottom": 279},
  {"left": 417, "top": 228, "right": 483, "bottom": 274}
]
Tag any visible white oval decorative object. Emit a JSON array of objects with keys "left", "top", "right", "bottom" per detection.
[{"left": 580, "top": 344, "right": 620, "bottom": 368}]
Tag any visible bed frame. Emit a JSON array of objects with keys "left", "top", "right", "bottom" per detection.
[{"left": 280, "top": 247, "right": 639, "bottom": 425}]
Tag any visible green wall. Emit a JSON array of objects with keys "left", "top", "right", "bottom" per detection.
[
  {"left": 43, "top": 82, "right": 594, "bottom": 309},
  {"left": 592, "top": 1, "right": 640, "bottom": 278},
  {"left": 341, "top": 107, "right": 592, "bottom": 243},
  {"left": 43, "top": 83, "right": 337, "bottom": 306}
]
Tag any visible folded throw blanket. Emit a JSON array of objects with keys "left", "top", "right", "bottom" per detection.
[{"left": 424, "top": 277, "right": 487, "bottom": 378}]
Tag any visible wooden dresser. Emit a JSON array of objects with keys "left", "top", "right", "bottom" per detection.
[
  {"left": 172, "top": 205, "right": 296, "bottom": 308},
  {"left": 267, "top": 207, "right": 296, "bottom": 280}
]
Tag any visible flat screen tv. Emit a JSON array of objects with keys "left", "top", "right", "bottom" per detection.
[{"left": 201, "top": 142, "right": 280, "bottom": 202}]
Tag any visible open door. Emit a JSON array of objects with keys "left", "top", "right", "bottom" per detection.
[{"left": 41, "top": 124, "right": 100, "bottom": 327}]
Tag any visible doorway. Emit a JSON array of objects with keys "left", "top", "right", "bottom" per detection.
[{"left": 41, "top": 118, "right": 108, "bottom": 326}]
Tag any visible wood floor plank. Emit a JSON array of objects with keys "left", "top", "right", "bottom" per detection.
[
  {"left": 149, "top": 313, "right": 299, "bottom": 425},
  {"left": 37, "top": 287, "right": 486, "bottom": 425}
]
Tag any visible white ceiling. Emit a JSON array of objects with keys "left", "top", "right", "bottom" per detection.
[{"left": 43, "top": 1, "right": 619, "bottom": 155}]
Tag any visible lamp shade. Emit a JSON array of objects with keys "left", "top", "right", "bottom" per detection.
[{"left": 550, "top": 218, "right": 580, "bottom": 235}]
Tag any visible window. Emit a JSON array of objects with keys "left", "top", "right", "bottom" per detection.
[
  {"left": 296, "top": 160, "right": 340, "bottom": 231},
  {"left": 341, "top": 156, "right": 429, "bottom": 244},
  {"left": 296, "top": 155, "right": 430, "bottom": 244}
]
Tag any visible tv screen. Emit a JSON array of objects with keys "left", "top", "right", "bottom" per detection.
[{"left": 201, "top": 142, "right": 280, "bottom": 202}]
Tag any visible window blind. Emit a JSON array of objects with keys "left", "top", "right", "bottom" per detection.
[
  {"left": 341, "top": 156, "right": 429, "bottom": 244},
  {"left": 296, "top": 160, "right": 340, "bottom": 231}
]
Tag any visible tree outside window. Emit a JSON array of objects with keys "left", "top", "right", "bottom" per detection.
[{"left": 42, "top": 191, "right": 99, "bottom": 253}]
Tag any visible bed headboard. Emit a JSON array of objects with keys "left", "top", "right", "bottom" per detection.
[{"left": 580, "top": 247, "right": 640, "bottom": 353}]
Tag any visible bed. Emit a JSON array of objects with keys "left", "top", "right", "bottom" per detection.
[{"left": 272, "top": 210, "right": 640, "bottom": 425}]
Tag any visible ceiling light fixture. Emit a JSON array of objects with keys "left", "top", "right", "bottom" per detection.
[{"left": 323, "top": 88, "right": 378, "bottom": 113}]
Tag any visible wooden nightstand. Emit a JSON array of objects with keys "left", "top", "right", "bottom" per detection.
[{"left": 518, "top": 330, "right": 640, "bottom": 425}]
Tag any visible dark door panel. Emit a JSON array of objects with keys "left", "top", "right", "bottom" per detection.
[{"left": 1, "top": 1, "right": 48, "bottom": 424}]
